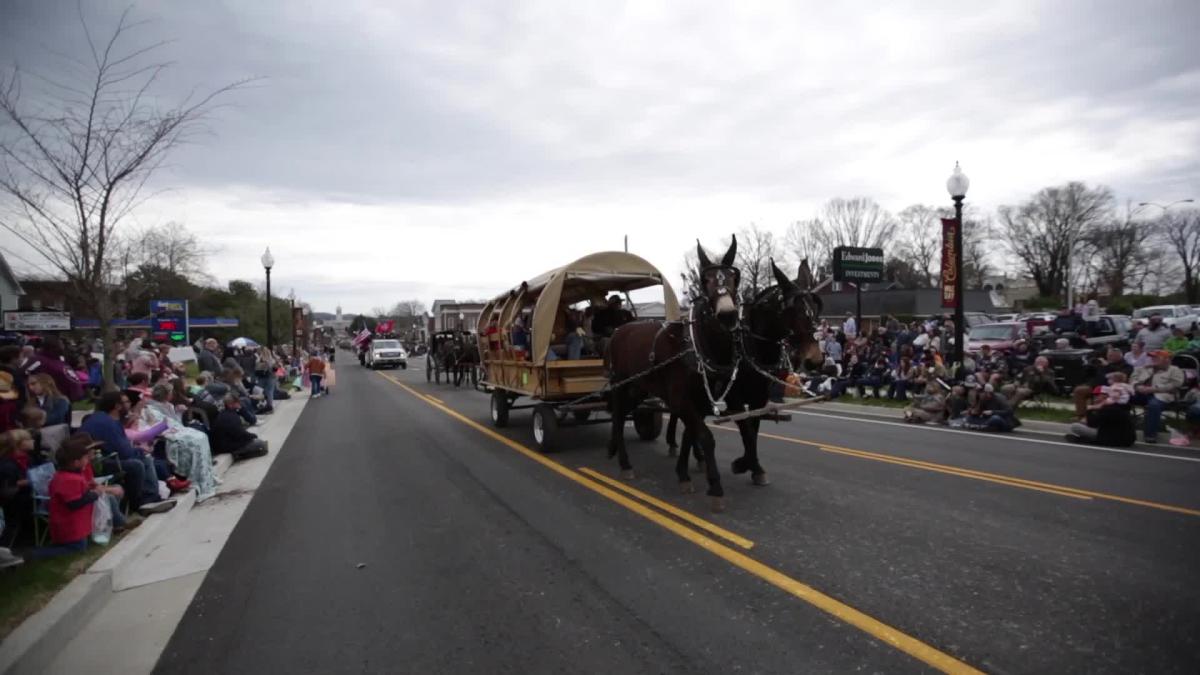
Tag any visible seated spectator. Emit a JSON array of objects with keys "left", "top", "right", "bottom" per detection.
[
  {"left": 902, "top": 381, "right": 946, "bottom": 423},
  {"left": 1124, "top": 341, "right": 1150, "bottom": 369},
  {"left": 79, "top": 391, "right": 176, "bottom": 515},
  {"left": 1164, "top": 327, "right": 1190, "bottom": 354},
  {"left": 143, "top": 383, "right": 217, "bottom": 501},
  {"left": 963, "top": 384, "right": 1017, "bottom": 432},
  {"left": 1130, "top": 350, "right": 1185, "bottom": 443},
  {"left": 126, "top": 372, "right": 152, "bottom": 397},
  {"left": 945, "top": 385, "right": 970, "bottom": 423},
  {"left": 857, "top": 354, "right": 891, "bottom": 398},
  {"left": 219, "top": 367, "right": 258, "bottom": 424},
  {"left": 27, "top": 373, "right": 71, "bottom": 427},
  {"left": 1067, "top": 375, "right": 1136, "bottom": 447},
  {"left": 888, "top": 356, "right": 918, "bottom": 400},
  {"left": 210, "top": 394, "right": 270, "bottom": 461},
  {"left": 1002, "top": 356, "right": 1057, "bottom": 407},
  {"left": 0, "top": 429, "right": 34, "bottom": 547},
  {"left": 197, "top": 338, "right": 223, "bottom": 375},
  {"left": 830, "top": 354, "right": 867, "bottom": 398},
  {"left": 1006, "top": 339, "right": 1034, "bottom": 374},
  {"left": 1071, "top": 348, "right": 1132, "bottom": 420},
  {"left": 29, "top": 434, "right": 126, "bottom": 558}
]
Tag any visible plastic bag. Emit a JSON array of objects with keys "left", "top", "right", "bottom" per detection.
[{"left": 92, "top": 495, "right": 113, "bottom": 545}]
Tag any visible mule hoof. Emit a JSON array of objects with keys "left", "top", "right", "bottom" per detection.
[
  {"left": 709, "top": 496, "right": 726, "bottom": 513},
  {"left": 731, "top": 457, "right": 749, "bottom": 474},
  {"left": 679, "top": 481, "right": 695, "bottom": 494},
  {"left": 619, "top": 469, "right": 636, "bottom": 480},
  {"left": 751, "top": 472, "right": 770, "bottom": 486}
]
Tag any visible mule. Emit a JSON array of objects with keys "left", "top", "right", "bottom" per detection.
[
  {"left": 673, "top": 260, "right": 823, "bottom": 487},
  {"left": 606, "top": 236, "right": 741, "bottom": 512}
]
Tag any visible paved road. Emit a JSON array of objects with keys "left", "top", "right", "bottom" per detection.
[{"left": 155, "top": 354, "right": 1200, "bottom": 674}]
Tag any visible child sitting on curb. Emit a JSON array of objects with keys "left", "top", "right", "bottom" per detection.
[{"left": 35, "top": 436, "right": 102, "bottom": 558}]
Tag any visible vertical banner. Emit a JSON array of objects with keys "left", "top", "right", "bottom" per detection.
[{"left": 941, "top": 218, "right": 958, "bottom": 308}]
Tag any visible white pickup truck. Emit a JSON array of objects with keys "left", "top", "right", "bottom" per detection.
[{"left": 365, "top": 339, "right": 408, "bottom": 370}]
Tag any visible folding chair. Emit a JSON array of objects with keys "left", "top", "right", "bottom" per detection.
[{"left": 27, "top": 462, "right": 55, "bottom": 546}]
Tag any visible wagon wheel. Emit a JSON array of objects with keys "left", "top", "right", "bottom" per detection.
[
  {"left": 532, "top": 404, "right": 559, "bottom": 453},
  {"left": 490, "top": 390, "right": 510, "bottom": 427},
  {"left": 633, "top": 410, "right": 663, "bottom": 441}
]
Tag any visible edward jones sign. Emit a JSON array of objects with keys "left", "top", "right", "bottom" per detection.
[{"left": 831, "top": 247, "right": 885, "bottom": 283}]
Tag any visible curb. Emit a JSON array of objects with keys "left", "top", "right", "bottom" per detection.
[{"left": 0, "top": 453, "right": 236, "bottom": 674}]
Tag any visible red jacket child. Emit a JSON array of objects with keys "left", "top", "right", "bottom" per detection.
[{"left": 48, "top": 447, "right": 100, "bottom": 545}]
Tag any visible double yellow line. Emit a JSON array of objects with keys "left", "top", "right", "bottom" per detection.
[
  {"left": 729, "top": 428, "right": 1200, "bottom": 518},
  {"left": 378, "top": 372, "right": 983, "bottom": 674}
]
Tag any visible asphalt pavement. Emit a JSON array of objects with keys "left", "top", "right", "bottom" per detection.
[{"left": 154, "top": 354, "right": 1200, "bottom": 674}]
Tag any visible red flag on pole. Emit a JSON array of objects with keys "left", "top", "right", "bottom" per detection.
[
  {"left": 940, "top": 218, "right": 959, "bottom": 308},
  {"left": 376, "top": 319, "right": 395, "bottom": 334}
]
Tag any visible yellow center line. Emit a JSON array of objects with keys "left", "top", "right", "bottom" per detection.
[
  {"left": 575, "top": 466, "right": 754, "bottom": 550},
  {"left": 715, "top": 425, "right": 1200, "bottom": 518},
  {"left": 377, "top": 371, "right": 982, "bottom": 675},
  {"left": 426, "top": 395, "right": 445, "bottom": 404}
]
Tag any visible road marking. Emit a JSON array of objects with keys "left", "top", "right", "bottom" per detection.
[
  {"left": 720, "top": 426, "right": 1200, "bottom": 518},
  {"left": 788, "top": 408, "right": 1200, "bottom": 463},
  {"left": 427, "top": 395, "right": 445, "bottom": 404},
  {"left": 575, "top": 467, "right": 755, "bottom": 550},
  {"left": 377, "top": 371, "right": 982, "bottom": 675}
]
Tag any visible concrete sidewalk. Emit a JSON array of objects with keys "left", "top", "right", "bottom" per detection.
[{"left": 3, "top": 396, "right": 308, "bottom": 675}]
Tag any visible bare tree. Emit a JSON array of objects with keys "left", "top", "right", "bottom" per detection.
[
  {"left": 731, "top": 223, "right": 778, "bottom": 300},
  {"left": 130, "top": 221, "right": 215, "bottom": 283},
  {"left": 1160, "top": 208, "right": 1200, "bottom": 302},
  {"left": 0, "top": 7, "right": 246, "bottom": 387},
  {"left": 997, "top": 182, "right": 1114, "bottom": 298},
  {"left": 816, "top": 197, "right": 898, "bottom": 252},
  {"left": 895, "top": 205, "right": 941, "bottom": 287},
  {"left": 371, "top": 306, "right": 389, "bottom": 319},
  {"left": 389, "top": 299, "right": 427, "bottom": 317},
  {"left": 782, "top": 219, "right": 831, "bottom": 279},
  {"left": 961, "top": 213, "right": 995, "bottom": 289},
  {"left": 1086, "top": 203, "right": 1151, "bottom": 297}
]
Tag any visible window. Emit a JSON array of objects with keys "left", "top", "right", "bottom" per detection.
[{"left": 374, "top": 340, "right": 400, "bottom": 349}]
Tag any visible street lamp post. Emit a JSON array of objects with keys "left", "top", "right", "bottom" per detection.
[
  {"left": 458, "top": 311, "right": 465, "bottom": 330},
  {"left": 289, "top": 289, "right": 297, "bottom": 358},
  {"left": 946, "top": 163, "right": 970, "bottom": 367},
  {"left": 261, "top": 248, "right": 275, "bottom": 352}
]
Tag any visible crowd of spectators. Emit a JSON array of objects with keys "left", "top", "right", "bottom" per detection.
[
  {"left": 791, "top": 309, "right": 1200, "bottom": 447},
  {"left": 0, "top": 332, "right": 303, "bottom": 570}
]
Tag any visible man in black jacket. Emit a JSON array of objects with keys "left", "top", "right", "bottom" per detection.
[{"left": 211, "top": 395, "right": 269, "bottom": 461}]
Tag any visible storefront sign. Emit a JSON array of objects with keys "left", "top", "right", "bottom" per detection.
[
  {"left": 3, "top": 311, "right": 71, "bottom": 331},
  {"left": 831, "top": 246, "right": 885, "bottom": 282}
]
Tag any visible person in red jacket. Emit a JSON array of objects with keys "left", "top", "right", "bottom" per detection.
[{"left": 33, "top": 436, "right": 101, "bottom": 558}]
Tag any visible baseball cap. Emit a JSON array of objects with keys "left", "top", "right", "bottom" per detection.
[{"left": 1150, "top": 350, "right": 1172, "bottom": 359}]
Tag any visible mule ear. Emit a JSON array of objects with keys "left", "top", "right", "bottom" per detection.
[
  {"left": 721, "top": 234, "right": 738, "bottom": 267},
  {"left": 771, "top": 259, "right": 791, "bottom": 288},
  {"left": 796, "top": 259, "right": 815, "bottom": 290},
  {"left": 696, "top": 239, "right": 713, "bottom": 269}
]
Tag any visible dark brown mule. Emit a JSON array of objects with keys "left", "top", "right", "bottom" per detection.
[
  {"left": 606, "top": 236, "right": 740, "bottom": 512},
  {"left": 673, "top": 259, "right": 823, "bottom": 487}
]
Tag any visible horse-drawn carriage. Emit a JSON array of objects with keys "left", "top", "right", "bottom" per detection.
[
  {"left": 426, "top": 329, "right": 480, "bottom": 386},
  {"left": 477, "top": 251, "right": 680, "bottom": 452}
]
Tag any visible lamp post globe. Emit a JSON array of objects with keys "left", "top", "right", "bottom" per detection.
[
  {"left": 262, "top": 247, "right": 275, "bottom": 353},
  {"left": 946, "top": 163, "right": 968, "bottom": 367}
]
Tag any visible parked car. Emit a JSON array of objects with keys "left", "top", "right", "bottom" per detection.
[
  {"left": 965, "top": 322, "right": 1028, "bottom": 354},
  {"left": 1085, "top": 315, "right": 1133, "bottom": 351},
  {"left": 1132, "top": 305, "right": 1199, "bottom": 331},
  {"left": 365, "top": 338, "right": 408, "bottom": 369}
]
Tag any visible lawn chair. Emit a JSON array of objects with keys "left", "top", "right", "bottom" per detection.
[{"left": 28, "top": 462, "right": 55, "bottom": 546}]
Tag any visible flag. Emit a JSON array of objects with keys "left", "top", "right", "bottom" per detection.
[
  {"left": 376, "top": 319, "right": 395, "bottom": 334},
  {"left": 940, "top": 217, "right": 958, "bottom": 308},
  {"left": 352, "top": 328, "right": 371, "bottom": 346}
]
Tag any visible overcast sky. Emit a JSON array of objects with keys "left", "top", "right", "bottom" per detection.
[{"left": 2, "top": 0, "right": 1197, "bottom": 315}]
